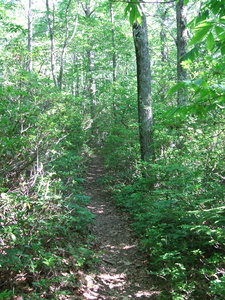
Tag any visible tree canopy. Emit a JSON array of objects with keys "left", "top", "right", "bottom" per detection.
[{"left": 0, "top": 0, "right": 225, "bottom": 298}]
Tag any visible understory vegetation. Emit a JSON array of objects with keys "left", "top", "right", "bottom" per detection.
[
  {"left": 0, "top": 74, "right": 95, "bottom": 299},
  {"left": 1, "top": 0, "right": 225, "bottom": 299},
  {"left": 104, "top": 109, "right": 225, "bottom": 299}
]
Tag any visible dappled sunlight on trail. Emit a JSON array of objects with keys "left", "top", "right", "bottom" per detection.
[{"left": 80, "top": 155, "right": 160, "bottom": 300}]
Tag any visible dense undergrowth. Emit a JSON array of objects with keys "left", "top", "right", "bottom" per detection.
[
  {"left": 0, "top": 73, "right": 95, "bottom": 299},
  {"left": 100, "top": 109, "right": 225, "bottom": 299}
]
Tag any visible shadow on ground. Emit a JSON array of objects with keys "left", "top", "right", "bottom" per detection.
[{"left": 78, "top": 155, "right": 160, "bottom": 300}]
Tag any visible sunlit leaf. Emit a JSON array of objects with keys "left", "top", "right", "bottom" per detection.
[
  {"left": 206, "top": 32, "right": 215, "bottom": 51},
  {"left": 189, "top": 22, "right": 213, "bottom": 46},
  {"left": 215, "top": 25, "right": 224, "bottom": 36},
  {"left": 125, "top": 2, "right": 143, "bottom": 25},
  {"left": 11, "top": 233, "right": 16, "bottom": 241}
]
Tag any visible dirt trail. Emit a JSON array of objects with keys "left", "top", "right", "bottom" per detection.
[{"left": 79, "top": 155, "right": 160, "bottom": 300}]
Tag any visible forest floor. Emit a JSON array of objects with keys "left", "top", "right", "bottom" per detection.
[{"left": 77, "top": 154, "right": 161, "bottom": 300}]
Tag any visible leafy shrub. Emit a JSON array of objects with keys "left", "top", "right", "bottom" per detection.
[
  {"left": 0, "top": 72, "right": 94, "bottom": 298},
  {"left": 113, "top": 123, "right": 225, "bottom": 299}
]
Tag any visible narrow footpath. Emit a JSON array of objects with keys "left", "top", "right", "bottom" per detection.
[{"left": 79, "top": 155, "right": 160, "bottom": 300}]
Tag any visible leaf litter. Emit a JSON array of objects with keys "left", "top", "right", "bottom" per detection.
[{"left": 78, "top": 155, "right": 160, "bottom": 300}]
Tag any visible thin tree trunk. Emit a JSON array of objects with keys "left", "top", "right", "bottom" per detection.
[
  {"left": 133, "top": 16, "right": 154, "bottom": 162},
  {"left": 159, "top": 7, "right": 169, "bottom": 101},
  {"left": 58, "top": 0, "right": 78, "bottom": 90},
  {"left": 160, "top": 9, "right": 168, "bottom": 63},
  {"left": 110, "top": 2, "right": 117, "bottom": 83},
  {"left": 83, "top": 3, "right": 96, "bottom": 134},
  {"left": 110, "top": 2, "right": 117, "bottom": 117},
  {"left": 28, "top": 0, "right": 33, "bottom": 72},
  {"left": 87, "top": 49, "right": 96, "bottom": 123},
  {"left": 46, "top": 0, "right": 58, "bottom": 88},
  {"left": 176, "top": 0, "right": 188, "bottom": 106}
]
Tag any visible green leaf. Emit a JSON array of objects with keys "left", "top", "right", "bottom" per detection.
[
  {"left": 11, "top": 233, "right": 16, "bottom": 241},
  {"left": 206, "top": 32, "right": 215, "bottom": 51},
  {"left": 193, "top": 78, "right": 203, "bottom": 86},
  {"left": 195, "top": 20, "right": 214, "bottom": 29},
  {"left": 184, "top": 47, "right": 199, "bottom": 61},
  {"left": 215, "top": 25, "right": 224, "bottom": 37},
  {"left": 211, "top": 2, "right": 221, "bottom": 15},
  {"left": 167, "top": 82, "right": 185, "bottom": 95},
  {"left": 189, "top": 22, "right": 213, "bottom": 46},
  {"left": 129, "top": 6, "right": 135, "bottom": 24},
  {"left": 125, "top": 2, "right": 142, "bottom": 25},
  {"left": 219, "top": 33, "right": 225, "bottom": 42},
  {"left": 221, "top": 44, "right": 225, "bottom": 55},
  {"left": 124, "top": 3, "right": 132, "bottom": 16}
]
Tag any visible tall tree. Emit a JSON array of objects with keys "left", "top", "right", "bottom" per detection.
[
  {"left": 158, "top": 6, "right": 169, "bottom": 101},
  {"left": 82, "top": 2, "right": 96, "bottom": 133},
  {"left": 132, "top": 15, "right": 154, "bottom": 162},
  {"left": 176, "top": 0, "right": 188, "bottom": 105},
  {"left": 58, "top": 0, "right": 78, "bottom": 90},
  {"left": 109, "top": 2, "right": 118, "bottom": 116},
  {"left": 46, "top": 0, "right": 58, "bottom": 87},
  {"left": 27, "top": 0, "right": 33, "bottom": 72}
]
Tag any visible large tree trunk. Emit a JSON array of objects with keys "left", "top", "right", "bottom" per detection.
[
  {"left": 133, "top": 16, "right": 154, "bottom": 162},
  {"left": 176, "top": 0, "right": 188, "bottom": 106}
]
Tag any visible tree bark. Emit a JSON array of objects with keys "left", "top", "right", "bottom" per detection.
[
  {"left": 87, "top": 49, "right": 96, "bottom": 122},
  {"left": 27, "top": 0, "right": 33, "bottom": 72},
  {"left": 46, "top": 0, "right": 58, "bottom": 88},
  {"left": 160, "top": 9, "right": 168, "bottom": 63},
  {"left": 133, "top": 16, "right": 154, "bottom": 162},
  {"left": 83, "top": 3, "right": 96, "bottom": 134},
  {"left": 109, "top": 2, "right": 117, "bottom": 117},
  {"left": 110, "top": 2, "right": 117, "bottom": 84},
  {"left": 58, "top": 0, "right": 78, "bottom": 91},
  {"left": 159, "top": 6, "right": 169, "bottom": 101},
  {"left": 176, "top": 0, "right": 188, "bottom": 106}
]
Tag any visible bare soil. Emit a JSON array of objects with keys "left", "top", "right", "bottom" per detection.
[{"left": 78, "top": 155, "right": 160, "bottom": 300}]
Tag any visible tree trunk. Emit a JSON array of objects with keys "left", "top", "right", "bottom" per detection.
[
  {"left": 46, "top": 0, "right": 58, "bottom": 88},
  {"left": 83, "top": 3, "right": 96, "bottom": 134},
  {"left": 110, "top": 2, "right": 117, "bottom": 84},
  {"left": 109, "top": 2, "right": 117, "bottom": 117},
  {"left": 159, "top": 7, "right": 169, "bottom": 101},
  {"left": 160, "top": 9, "right": 168, "bottom": 63},
  {"left": 87, "top": 49, "right": 96, "bottom": 123},
  {"left": 27, "top": 0, "right": 33, "bottom": 72},
  {"left": 133, "top": 16, "right": 154, "bottom": 162},
  {"left": 58, "top": 0, "right": 78, "bottom": 91},
  {"left": 176, "top": 0, "right": 188, "bottom": 106}
]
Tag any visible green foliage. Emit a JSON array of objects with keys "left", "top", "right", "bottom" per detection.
[
  {"left": 0, "top": 67, "right": 94, "bottom": 297},
  {"left": 125, "top": 0, "right": 143, "bottom": 25},
  {"left": 100, "top": 124, "right": 139, "bottom": 181},
  {"left": 112, "top": 108, "right": 225, "bottom": 298},
  {"left": 0, "top": 151, "right": 94, "bottom": 297},
  {"left": 0, "top": 290, "right": 13, "bottom": 300},
  {"left": 1, "top": 0, "right": 225, "bottom": 299},
  {"left": 188, "top": 0, "right": 225, "bottom": 57}
]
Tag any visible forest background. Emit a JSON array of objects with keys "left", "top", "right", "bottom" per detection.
[{"left": 0, "top": 0, "right": 225, "bottom": 299}]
